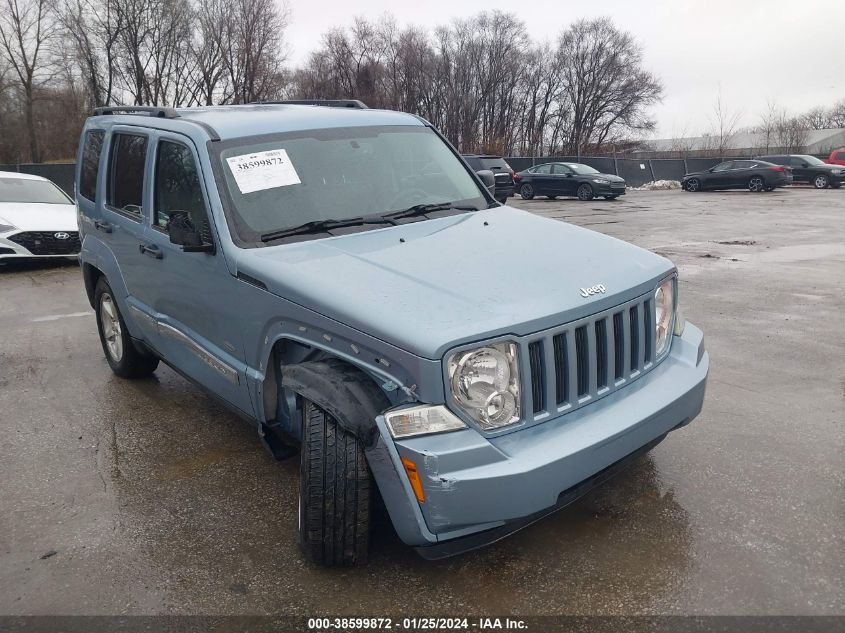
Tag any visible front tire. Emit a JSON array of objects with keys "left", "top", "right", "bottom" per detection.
[
  {"left": 519, "top": 183, "right": 535, "bottom": 200},
  {"left": 813, "top": 174, "right": 830, "bottom": 189},
  {"left": 577, "top": 183, "right": 594, "bottom": 201},
  {"left": 748, "top": 176, "right": 765, "bottom": 192},
  {"left": 299, "top": 398, "right": 371, "bottom": 566},
  {"left": 684, "top": 178, "right": 701, "bottom": 192},
  {"left": 94, "top": 278, "right": 159, "bottom": 378}
]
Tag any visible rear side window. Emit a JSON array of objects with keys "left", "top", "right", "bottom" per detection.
[
  {"left": 835, "top": 152, "right": 845, "bottom": 161},
  {"left": 533, "top": 164, "right": 552, "bottom": 174},
  {"left": 108, "top": 133, "right": 147, "bottom": 217},
  {"left": 478, "top": 157, "right": 508, "bottom": 171},
  {"left": 154, "top": 140, "right": 212, "bottom": 243},
  {"left": 79, "top": 130, "right": 104, "bottom": 201}
]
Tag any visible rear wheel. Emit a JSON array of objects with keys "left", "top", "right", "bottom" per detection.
[
  {"left": 519, "top": 183, "right": 535, "bottom": 200},
  {"left": 94, "top": 278, "right": 159, "bottom": 378},
  {"left": 577, "top": 183, "right": 594, "bottom": 201},
  {"left": 299, "top": 398, "right": 371, "bottom": 567},
  {"left": 748, "top": 176, "right": 765, "bottom": 192},
  {"left": 813, "top": 174, "right": 830, "bottom": 189}
]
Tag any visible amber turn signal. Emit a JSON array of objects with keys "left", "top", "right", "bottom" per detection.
[{"left": 401, "top": 458, "right": 425, "bottom": 503}]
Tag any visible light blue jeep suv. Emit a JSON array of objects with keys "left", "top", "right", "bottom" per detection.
[{"left": 75, "top": 102, "right": 708, "bottom": 566}]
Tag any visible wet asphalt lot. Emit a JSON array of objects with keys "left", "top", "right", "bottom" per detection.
[{"left": 0, "top": 188, "right": 843, "bottom": 616}]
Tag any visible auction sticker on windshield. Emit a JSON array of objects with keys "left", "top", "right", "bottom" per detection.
[{"left": 226, "top": 149, "right": 301, "bottom": 194}]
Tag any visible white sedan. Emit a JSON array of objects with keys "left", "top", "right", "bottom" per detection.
[{"left": 0, "top": 171, "right": 79, "bottom": 261}]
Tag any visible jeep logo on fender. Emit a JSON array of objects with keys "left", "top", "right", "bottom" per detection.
[{"left": 580, "top": 284, "right": 606, "bottom": 298}]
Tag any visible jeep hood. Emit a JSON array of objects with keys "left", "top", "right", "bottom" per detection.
[{"left": 236, "top": 207, "right": 674, "bottom": 359}]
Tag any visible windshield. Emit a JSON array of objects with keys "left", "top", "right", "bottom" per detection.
[
  {"left": 798, "top": 155, "right": 825, "bottom": 166},
  {"left": 0, "top": 177, "right": 71, "bottom": 204},
  {"left": 565, "top": 163, "right": 600, "bottom": 175},
  {"left": 216, "top": 125, "right": 487, "bottom": 245}
]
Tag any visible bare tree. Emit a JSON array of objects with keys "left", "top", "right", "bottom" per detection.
[
  {"left": 0, "top": 0, "right": 57, "bottom": 162},
  {"left": 190, "top": 0, "right": 229, "bottom": 105},
  {"left": 556, "top": 18, "right": 662, "bottom": 156},
  {"left": 774, "top": 114, "right": 809, "bottom": 153},
  {"left": 707, "top": 88, "right": 742, "bottom": 156},
  {"left": 222, "top": 0, "right": 289, "bottom": 103}
]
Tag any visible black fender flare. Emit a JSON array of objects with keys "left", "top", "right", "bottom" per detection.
[{"left": 281, "top": 358, "right": 391, "bottom": 449}]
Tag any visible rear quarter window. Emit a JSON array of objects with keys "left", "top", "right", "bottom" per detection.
[
  {"left": 835, "top": 152, "right": 845, "bottom": 161},
  {"left": 79, "top": 130, "right": 104, "bottom": 201}
]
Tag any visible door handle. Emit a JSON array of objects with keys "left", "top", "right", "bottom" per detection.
[
  {"left": 139, "top": 243, "right": 163, "bottom": 259},
  {"left": 94, "top": 220, "right": 112, "bottom": 233}
]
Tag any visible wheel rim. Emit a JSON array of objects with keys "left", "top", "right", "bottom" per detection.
[
  {"left": 687, "top": 179, "right": 699, "bottom": 191},
  {"left": 521, "top": 184, "right": 533, "bottom": 197},
  {"left": 578, "top": 184, "right": 591, "bottom": 200},
  {"left": 749, "top": 177, "right": 763, "bottom": 192},
  {"left": 100, "top": 293, "right": 123, "bottom": 362},
  {"left": 815, "top": 175, "right": 827, "bottom": 188}
]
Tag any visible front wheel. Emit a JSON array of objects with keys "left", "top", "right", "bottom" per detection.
[
  {"left": 299, "top": 398, "right": 371, "bottom": 566},
  {"left": 94, "top": 277, "right": 159, "bottom": 378},
  {"left": 748, "top": 176, "right": 765, "bottom": 192},
  {"left": 813, "top": 174, "right": 830, "bottom": 189},
  {"left": 519, "top": 183, "right": 535, "bottom": 200},
  {"left": 576, "top": 183, "right": 594, "bottom": 201},
  {"left": 684, "top": 178, "right": 701, "bottom": 192}
]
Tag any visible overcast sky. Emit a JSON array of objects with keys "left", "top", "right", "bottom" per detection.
[{"left": 283, "top": 0, "right": 843, "bottom": 139}]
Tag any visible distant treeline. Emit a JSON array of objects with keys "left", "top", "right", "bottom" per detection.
[{"left": 0, "top": 1, "right": 662, "bottom": 162}]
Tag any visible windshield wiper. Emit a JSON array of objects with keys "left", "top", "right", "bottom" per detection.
[
  {"left": 383, "top": 203, "right": 480, "bottom": 221},
  {"left": 260, "top": 216, "right": 395, "bottom": 242}
]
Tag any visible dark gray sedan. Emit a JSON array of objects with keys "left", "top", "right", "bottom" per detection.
[{"left": 513, "top": 162, "right": 626, "bottom": 201}]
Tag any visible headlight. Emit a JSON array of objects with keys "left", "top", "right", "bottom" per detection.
[
  {"left": 385, "top": 405, "right": 466, "bottom": 439},
  {"left": 592, "top": 178, "right": 610, "bottom": 184},
  {"left": 654, "top": 277, "right": 676, "bottom": 357},
  {"left": 447, "top": 342, "right": 520, "bottom": 430}
]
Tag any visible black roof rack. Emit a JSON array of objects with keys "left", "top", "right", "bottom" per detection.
[
  {"left": 250, "top": 99, "right": 368, "bottom": 109},
  {"left": 93, "top": 106, "right": 180, "bottom": 118},
  {"left": 90, "top": 105, "right": 221, "bottom": 141}
]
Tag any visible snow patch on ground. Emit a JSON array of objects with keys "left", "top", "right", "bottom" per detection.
[{"left": 630, "top": 180, "right": 682, "bottom": 191}]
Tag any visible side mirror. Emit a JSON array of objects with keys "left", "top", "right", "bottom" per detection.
[
  {"left": 475, "top": 169, "right": 496, "bottom": 195},
  {"left": 167, "top": 211, "right": 213, "bottom": 253}
]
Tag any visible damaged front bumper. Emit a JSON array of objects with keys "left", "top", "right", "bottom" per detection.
[{"left": 365, "top": 322, "right": 708, "bottom": 558}]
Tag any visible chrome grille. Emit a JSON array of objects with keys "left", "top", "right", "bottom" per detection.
[{"left": 525, "top": 292, "right": 658, "bottom": 420}]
